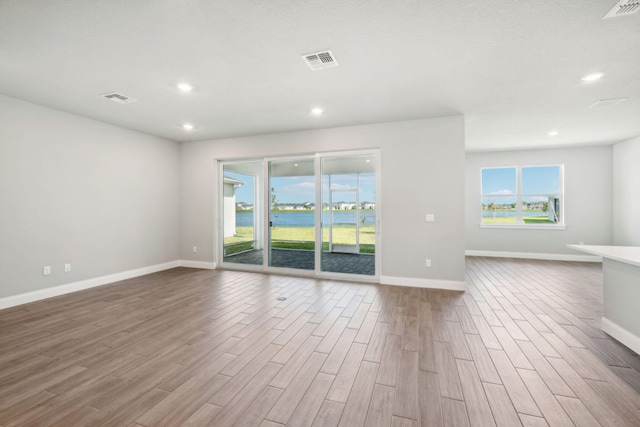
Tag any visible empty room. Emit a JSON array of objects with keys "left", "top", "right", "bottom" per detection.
[{"left": 1, "top": 1, "right": 640, "bottom": 426}]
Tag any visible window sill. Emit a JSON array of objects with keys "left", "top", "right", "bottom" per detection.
[{"left": 480, "top": 224, "right": 566, "bottom": 230}]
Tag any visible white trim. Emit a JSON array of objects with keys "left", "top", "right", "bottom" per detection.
[
  {"left": 480, "top": 164, "right": 565, "bottom": 228},
  {"left": 465, "top": 250, "right": 601, "bottom": 262},
  {"left": 381, "top": 275, "right": 466, "bottom": 291},
  {"left": 480, "top": 224, "right": 566, "bottom": 230},
  {"left": 601, "top": 317, "right": 640, "bottom": 355},
  {"left": 0, "top": 260, "right": 467, "bottom": 311},
  {"left": 179, "top": 260, "right": 217, "bottom": 269},
  {"left": 316, "top": 271, "right": 379, "bottom": 283},
  {"left": 0, "top": 261, "right": 180, "bottom": 310}
]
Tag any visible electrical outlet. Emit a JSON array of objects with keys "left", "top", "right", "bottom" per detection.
[
  {"left": 425, "top": 259, "right": 431, "bottom": 268},
  {"left": 193, "top": 246, "right": 197, "bottom": 252},
  {"left": 425, "top": 213, "right": 435, "bottom": 222},
  {"left": 64, "top": 263, "right": 71, "bottom": 273},
  {"left": 43, "top": 266, "right": 51, "bottom": 276}
]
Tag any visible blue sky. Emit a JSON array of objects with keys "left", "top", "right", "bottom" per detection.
[
  {"left": 482, "top": 166, "right": 560, "bottom": 196},
  {"left": 226, "top": 171, "right": 376, "bottom": 204}
]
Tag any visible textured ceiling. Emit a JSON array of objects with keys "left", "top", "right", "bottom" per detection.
[{"left": 1, "top": 0, "right": 638, "bottom": 150}]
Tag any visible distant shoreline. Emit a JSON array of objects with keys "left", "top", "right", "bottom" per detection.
[{"left": 237, "top": 209, "right": 376, "bottom": 213}]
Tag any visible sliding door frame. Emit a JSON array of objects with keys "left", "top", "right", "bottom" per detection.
[
  {"left": 217, "top": 148, "right": 381, "bottom": 281},
  {"left": 265, "top": 154, "right": 316, "bottom": 273}
]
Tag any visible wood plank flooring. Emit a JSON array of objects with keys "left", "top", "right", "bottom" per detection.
[{"left": 1, "top": 257, "right": 640, "bottom": 426}]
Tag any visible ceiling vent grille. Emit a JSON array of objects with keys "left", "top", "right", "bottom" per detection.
[
  {"left": 589, "top": 98, "right": 628, "bottom": 108},
  {"left": 302, "top": 50, "right": 338, "bottom": 71},
  {"left": 604, "top": 0, "right": 640, "bottom": 18},
  {"left": 102, "top": 92, "right": 137, "bottom": 104}
]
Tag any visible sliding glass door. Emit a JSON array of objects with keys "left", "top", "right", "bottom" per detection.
[
  {"left": 321, "top": 154, "right": 376, "bottom": 275},
  {"left": 219, "top": 150, "right": 378, "bottom": 278},
  {"left": 221, "top": 162, "right": 264, "bottom": 267},
  {"left": 268, "top": 157, "right": 315, "bottom": 271}
]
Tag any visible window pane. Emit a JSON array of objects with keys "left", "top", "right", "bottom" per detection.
[
  {"left": 269, "top": 158, "right": 315, "bottom": 270},
  {"left": 481, "top": 196, "right": 517, "bottom": 224},
  {"left": 522, "top": 166, "right": 560, "bottom": 195},
  {"left": 521, "top": 196, "right": 560, "bottom": 224},
  {"left": 481, "top": 167, "right": 516, "bottom": 195},
  {"left": 223, "top": 162, "right": 263, "bottom": 266}
]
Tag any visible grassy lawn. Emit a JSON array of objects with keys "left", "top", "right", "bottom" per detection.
[
  {"left": 522, "top": 217, "right": 555, "bottom": 224},
  {"left": 482, "top": 216, "right": 554, "bottom": 225},
  {"left": 482, "top": 208, "right": 555, "bottom": 225},
  {"left": 224, "top": 241, "right": 254, "bottom": 255},
  {"left": 224, "top": 225, "right": 376, "bottom": 253},
  {"left": 224, "top": 227, "right": 256, "bottom": 245}
]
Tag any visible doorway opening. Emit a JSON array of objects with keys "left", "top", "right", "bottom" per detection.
[{"left": 219, "top": 150, "right": 379, "bottom": 279}]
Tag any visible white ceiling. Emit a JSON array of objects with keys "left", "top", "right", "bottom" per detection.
[{"left": 1, "top": 0, "right": 638, "bottom": 151}]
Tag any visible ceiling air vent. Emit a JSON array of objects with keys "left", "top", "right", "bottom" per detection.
[
  {"left": 604, "top": 0, "right": 640, "bottom": 18},
  {"left": 101, "top": 92, "right": 137, "bottom": 104},
  {"left": 589, "top": 98, "right": 628, "bottom": 108},
  {"left": 302, "top": 50, "right": 338, "bottom": 71}
]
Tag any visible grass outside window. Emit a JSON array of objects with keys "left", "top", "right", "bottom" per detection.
[{"left": 224, "top": 225, "right": 375, "bottom": 254}]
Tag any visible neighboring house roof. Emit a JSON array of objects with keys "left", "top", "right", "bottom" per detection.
[{"left": 223, "top": 176, "right": 245, "bottom": 186}]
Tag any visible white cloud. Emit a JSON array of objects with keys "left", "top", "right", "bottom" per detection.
[
  {"left": 330, "top": 183, "right": 353, "bottom": 190},
  {"left": 490, "top": 189, "right": 514, "bottom": 195},
  {"left": 277, "top": 181, "right": 315, "bottom": 202}
]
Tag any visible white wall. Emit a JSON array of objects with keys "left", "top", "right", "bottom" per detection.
[
  {"left": 613, "top": 136, "right": 640, "bottom": 246},
  {"left": 180, "top": 116, "right": 466, "bottom": 284},
  {"left": 0, "top": 95, "right": 180, "bottom": 299},
  {"left": 466, "top": 146, "right": 613, "bottom": 256}
]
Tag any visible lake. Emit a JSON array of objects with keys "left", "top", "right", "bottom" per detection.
[
  {"left": 481, "top": 210, "right": 549, "bottom": 218},
  {"left": 237, "top": 210, "right": 376, "bottom": 227}
]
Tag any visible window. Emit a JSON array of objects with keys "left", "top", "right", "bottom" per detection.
[{"left": 481, "top": 165, "right": 563, "bottom": 227}]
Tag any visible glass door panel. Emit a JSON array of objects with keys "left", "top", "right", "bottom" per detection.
[
  {"left": 268, "top": 158, "right": 315, "bottom": 270},
  {"left": 222, "top": 162, "right": 264, "bottom": 266},
  {"left": 321, "top": 154, "right": 376, "bottom": 275}
]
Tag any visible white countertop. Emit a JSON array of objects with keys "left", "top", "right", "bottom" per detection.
[{"left": 568, "top": 244, "right": 640, "bottom": 267}]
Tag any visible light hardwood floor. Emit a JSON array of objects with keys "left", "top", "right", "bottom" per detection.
[{"left": 1, "top": 257, "right": 640, "bottom": 426}]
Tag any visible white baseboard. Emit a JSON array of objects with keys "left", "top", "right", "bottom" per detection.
[
  {"left": 465, "top": 250, "right": 601, "bottom": 263},
  {"left": 602, "top": 317, "right": 640, "bottom": 355},
  {"left": 179, "top": 260, "right": 216, "bottom": 269},
  {"left": 380, "top": 275, "right": 466, "bottom": 291},
  {"left": 0, "top": 260, "right": 180, "bottom": 310},
  {"left": 1, "top": 261, "right": 466, "bottom": 310}
]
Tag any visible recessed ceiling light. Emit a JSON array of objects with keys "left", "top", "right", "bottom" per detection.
[
  {"left": 581, "top": 73, "right": 604, "bottom": 82},
  {"left": 294, "top": 163, "right": 299, "bottom": 167},
  {"left": 311, "top": 107, "right": 324, "bottom": 116},
  {"left": 183, "top": 123, "right": 194, "bottom": 131},
  {"left": 177, "top": 82, "right": 193, "bottom": 92},
  {"left": 365, "top": 159, "right": 371, "bottom": 163},
  {"left": 547, "top": 130, "right": 559, "bottom": 136}
]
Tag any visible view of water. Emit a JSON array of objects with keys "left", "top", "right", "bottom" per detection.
[
  {"left": 481, "top": 211, "right": 549, "bottom": 218},
  {"left": 237, "top": 210, "right": 376, "bottom": 227}
]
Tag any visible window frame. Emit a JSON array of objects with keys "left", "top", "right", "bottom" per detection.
[{"left": 480, "top": 164, "right": 565, "bottom": 230}]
